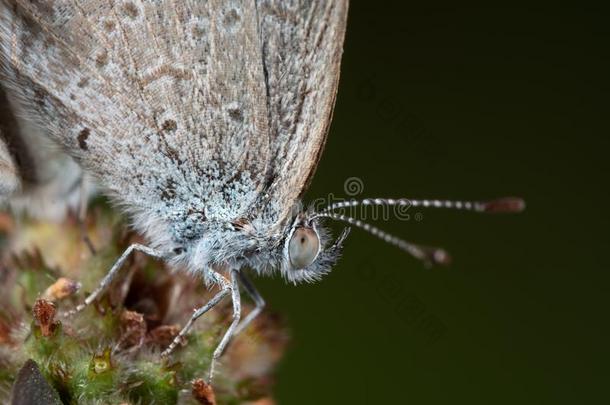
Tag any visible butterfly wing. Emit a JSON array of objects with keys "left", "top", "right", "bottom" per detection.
[
  {"left": 0, "top": 0, "right": 269, "bottom": 237},
  {"left": 0, "top": 81, "right": 87, "bottom": 219},
  {"left": 0, "top": 83, "right": 21, "bottom": 200},
  {"left": 254, "top": 0, "right": 349, "bottom": 230},
  {"left": 0, "top": 0, "right": 348, "bottom": 243}
]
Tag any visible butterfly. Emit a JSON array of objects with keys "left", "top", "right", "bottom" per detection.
[{"left": 0, "top": 0, "right": 523, "bottom": 381}]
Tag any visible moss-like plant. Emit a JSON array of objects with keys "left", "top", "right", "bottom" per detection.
[{"left": 0, "top": 202, "right": 287, "bottom": 404}]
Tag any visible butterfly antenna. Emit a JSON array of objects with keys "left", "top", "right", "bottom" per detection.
[
  {"left": 321, "top": 197, "right": 525, "bottom": 214},
  {"left": 315, "top": 212, "right": 451, "bottom": 266}
]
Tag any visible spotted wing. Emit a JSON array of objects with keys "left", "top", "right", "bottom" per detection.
[{"left": 0, "top": 0, "right": 269, "bottom": 237}]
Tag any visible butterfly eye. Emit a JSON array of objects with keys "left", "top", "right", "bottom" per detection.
[{"left": 288, "top": 227, "right": 320, "bottom": 269}]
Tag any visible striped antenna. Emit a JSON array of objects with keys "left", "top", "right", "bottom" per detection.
[
  {"left": 320, "top": 197, "right": 525, "bottom": 214},
  {"left": 315, "top": 212, "right": 451, "bottom": 266}
]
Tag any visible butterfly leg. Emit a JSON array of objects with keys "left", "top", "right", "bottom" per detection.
[
  {"left": 208, "top": 269, "right": 241, "bottom": 382},
  {"left": 160, "top": 272, "right": 232, "bottom": 357},
  {"left": 62, "top": 244, "right": 164, "bottom": 317},
  {"left": 235, "top": 272, "right": 265, "bottom": 335}
]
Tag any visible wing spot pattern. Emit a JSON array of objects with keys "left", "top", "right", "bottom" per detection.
[
  {"left": 103, "top": 20, "right": 116, "bottom": 33},
  {"left": 227, "top": 106, "right": 244, "bottom": 122},
  {"left": 223, "top": 8, "right": 241, "bottom": 29},
  {"left": 33, "top": 88, "right": 47, "bottom": 107},
  {"left": 77, "top": 128, "right": 90, "bottom": 151},
  {"left": 141, "top": 65, "right": 193, "bottom": 86},
  {"left": 95, "top": 50, "right": 108, "bottom": 68},
  {"left": 76, "top": 77, "right": 89, "bottom": 88},
  {"left": 162, "top": 119, "right": 177, "bottom": 132},
  {"left": 122, "top": 2, "right": 139, "bottom": 19},
  {"left": 192, "top": 25, "right": 205, "bottom": 38}
]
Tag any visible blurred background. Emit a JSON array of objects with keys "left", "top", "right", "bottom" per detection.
[{"left": 254, "top": 2, "right": 610, "bottom": 404}]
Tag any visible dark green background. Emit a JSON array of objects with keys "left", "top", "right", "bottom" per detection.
[{"left": 255, "top": 3, "right": 610, "bottom": 404}]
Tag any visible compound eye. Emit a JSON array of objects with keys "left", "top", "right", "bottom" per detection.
[{"left": 288, "top": 227, "right": 320, "bottom": 269}]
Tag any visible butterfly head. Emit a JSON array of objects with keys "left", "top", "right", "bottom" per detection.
[
  {"left": 277, "top": 211, "right": 350, "bottom": 284},
  {"left": 170, "top": 196, "right": 523, "bottom": 285}
]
